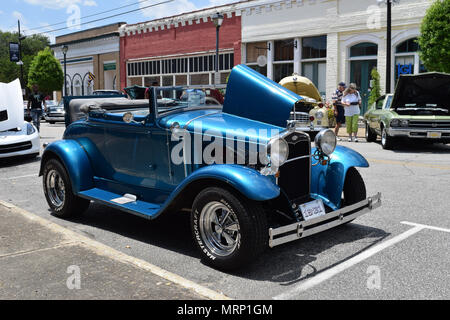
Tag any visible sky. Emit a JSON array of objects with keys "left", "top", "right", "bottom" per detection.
[{"left": 1, "top": 0, "right": 236, "bottom": 43}]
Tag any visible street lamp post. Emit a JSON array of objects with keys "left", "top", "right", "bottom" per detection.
[
  {"left": 378, "top": 0, "right": 399, "bottom": 94},
  {"left": 212, "top": 12, "right": 224, "bottom": 86},
  {"left": 17, "top": 20, "right": 26, "bottom": 95},
  {"left": 386, "top": 0, "right": 392, "bottom": 94},
  {"left": 62, "top": 45, "right": 69, "bottom": 96}
]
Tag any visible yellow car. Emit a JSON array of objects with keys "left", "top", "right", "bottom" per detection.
[{"left": 279, "top": 74, "right": 334, "bottom": 134}]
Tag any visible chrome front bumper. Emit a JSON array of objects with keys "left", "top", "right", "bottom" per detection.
[
  {"left": 268, "top": 193, "right": 382, "bottom": 248},
  {"left": 388, "top": 127, "right": 450, "bottom": 139}
]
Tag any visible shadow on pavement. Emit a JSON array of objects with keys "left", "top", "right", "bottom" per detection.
[
  {"left": 227, "top": 222, "right": 389, "bottom": 283},
  {"left": 0, "top": 154, "right": 41, "bottom": 168},
  {"left": 58, "top": 201, "right": 389, "bottom": 281},
  {"left": 57, "top": 202, "right": 199, "bottom": 259}
]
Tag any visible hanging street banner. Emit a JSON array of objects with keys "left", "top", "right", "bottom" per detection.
[{"left": 9, "top": 43, "right": 20, "bottom": 63}]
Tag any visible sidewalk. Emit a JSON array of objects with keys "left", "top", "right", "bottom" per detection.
[{"left": 0, "top": 201, "right": 228, "bottom": 300}]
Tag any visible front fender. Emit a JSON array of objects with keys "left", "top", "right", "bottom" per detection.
[
  {"left": 39, "top": 139, "right": 94, "bottom": 193},
  {"left": 311, "top": 145, "right": 369, "bottom": 209},
  {"left": 169, "top": 164, "right": 280, "bottom": 202}
]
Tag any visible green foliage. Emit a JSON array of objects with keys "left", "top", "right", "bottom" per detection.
[
  {"left": 368, "top": 67, "right": 381, "bottom": 106},
  {"left": 28, "top": 47, "right": 64, "bottom": 94},
  {"left": 418, "top": 0, "right": 450, "bottom": 73},
  {"left": 0, "top": 31, "right": 50, "bottom": 88}
]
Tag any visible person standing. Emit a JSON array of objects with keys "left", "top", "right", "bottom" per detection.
[
  {"left": 27, "top": 84, "right": 46, "bottom": 132},
  {"left": 331, "top": 82, "right": 346, "bottom": 140},
  {"left": 341, "top": 83, "right": 361, "bottom": 142}
]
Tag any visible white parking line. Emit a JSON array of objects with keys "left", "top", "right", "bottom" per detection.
[
  {"left": 401, "top": 221, "right": 450, "bottom": 233},
  {"left": 273, "top": 225, "right": 424, "bottom": 300}
]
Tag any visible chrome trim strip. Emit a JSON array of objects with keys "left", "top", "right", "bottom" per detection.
[{"left": 268, "top": 193, "right": 382, "bottom": 247}]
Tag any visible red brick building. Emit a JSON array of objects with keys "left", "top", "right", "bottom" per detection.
[{"left": 119, "top": 3, "right": 243, "bottom": 90}]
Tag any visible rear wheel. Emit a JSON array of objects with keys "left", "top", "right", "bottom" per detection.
[
  {"left": 42, "top": 159, "right": 90, "bottom": 218},
  {"left": 365, "top": 123, "right": 377, "bottom": 142},
  {"left": 191, "top": 187, "right": 267, "bottom": 270}
]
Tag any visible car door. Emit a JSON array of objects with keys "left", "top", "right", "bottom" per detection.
[{"left": 103, "top": 113, "right": 173, "bottom": 204}]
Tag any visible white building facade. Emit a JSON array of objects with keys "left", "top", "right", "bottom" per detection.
[{"left": 239, "top": 0, "right": 432, "bottom": 113}]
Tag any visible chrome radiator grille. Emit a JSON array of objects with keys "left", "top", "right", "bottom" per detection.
[{"left": 278, "top": 131, "right": 311, "bottom": 202}]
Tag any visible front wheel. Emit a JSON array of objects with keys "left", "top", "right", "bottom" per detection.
[
  {"left": 381, "top": 126, "right": 396, "bottom": 150},
  {"left": 42, "top": 158, "right": 90, "bottom": 218},
  {"left": 191, "top": 187, "right": 267, "bottom": 270},
  {"left": 342, "top": 167, "right": 367, "bottom": 224}
]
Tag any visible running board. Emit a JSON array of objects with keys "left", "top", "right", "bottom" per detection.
[{"left": 78, "top": 188, "right": 161, "bottom": 219}]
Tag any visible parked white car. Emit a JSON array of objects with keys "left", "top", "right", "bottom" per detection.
[{"left": 0, "top": 79, "right": 40, "bottom": 158}]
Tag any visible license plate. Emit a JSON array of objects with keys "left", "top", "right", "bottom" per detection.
[
  {"left": 427, "top": 132, "right": 441, "bottom": 138},
  {"left": 299, "top": 199, "right": 326, "bottom": 221}
]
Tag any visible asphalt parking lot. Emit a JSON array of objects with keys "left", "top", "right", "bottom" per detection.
[{"left": 1, "top": 122, "right": 449, "bottom": 300}]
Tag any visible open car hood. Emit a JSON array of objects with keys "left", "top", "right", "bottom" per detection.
[
  {"left": 279, "top": 74, "right": 322, "bottom": 102},
  {"left": 223, "top": 65, "right": 304, "bottom": 128},
  {"left": 0, "top": 79, "right": 24, "bottom": 132},
  {"left": 391, "top": 72, "right": 450, "bottom": 110}
]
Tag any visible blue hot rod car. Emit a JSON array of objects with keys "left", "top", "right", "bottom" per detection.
[{"left": 40, "top": 65, "right": 381, "bottom": 270}]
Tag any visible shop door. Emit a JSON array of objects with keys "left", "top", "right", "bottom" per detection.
[{"left": 350, "top": 60, "right": 377, "bottom": 115}]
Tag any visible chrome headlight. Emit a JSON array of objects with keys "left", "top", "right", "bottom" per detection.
[
  {"left": 390, "top": 119, "right": 400, "bottom": 127},
  {"left": 26, "top": 123, "right": 36, "bottom": 135},
  {"left": 400, "top": 119, "right": 409, "bottom": 127},
  {"left": 316, "top": 111, "right": 324, "bottom": 119},
  {"left": 267, "top": 137, "right": 289, "bottom": 167},
  {"left": 314, "top": 129, "right": 337, "bottom": 156}
]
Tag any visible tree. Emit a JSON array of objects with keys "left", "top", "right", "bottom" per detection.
[
  {"left": 28, "top": 47, "right": 63, "bottom": 94},
  {"left": 368, "top": 67, "right": 381, "bottom": 106},
  {"left": 418, "top": 0, "right": 450, "bottom": 73},
  {"left": 0, "top": 31, "right": 50, "bottom": 86}
]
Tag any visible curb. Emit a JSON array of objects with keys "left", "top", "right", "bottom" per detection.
[{"left": 0, "top": 200, "right": 232, "bottom": 301}]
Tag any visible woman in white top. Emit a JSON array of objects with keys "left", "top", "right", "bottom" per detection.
[{"left": 341, "top": 83, "right": 361, "bottom": 142}]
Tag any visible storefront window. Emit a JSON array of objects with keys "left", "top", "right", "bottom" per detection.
[
  {"left": 144, "top": 76, "right": 160, "bottom": 86},
  {"left": 274, "top": 63, "right": 293, "bottom": 83},
  {"left": 246, "top": 42, "right": 267, "bottom": 63},
  {"left": 302, "top": 36, "right": 327, "bottom": 59},
  {"left": 247, "top": 64, "right": 267, "bottom": 77},
  {"left": 274, "top": 39, "right": 294, "bottom": 61},
  {"left": 190, "top": 73, "right": 209, "bottom": 85},
  {"left": 302, "top": 62, "right": 326, "bottom": 96}
]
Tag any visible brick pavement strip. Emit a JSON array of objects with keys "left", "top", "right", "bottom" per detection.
[{"left": 0, "top": 201, "right": 230, "bottom": 300}]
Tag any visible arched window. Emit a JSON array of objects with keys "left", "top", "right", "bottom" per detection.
[
  {"left": 83, "top": 72, "right": 93, "bottom": 96},
  {"left": 394, "top": 37, "right": 426, "bottom": 83},
  {"left": 348, "top": 42, "right": 378, "bottom": 115},
  {"left": 64, "top": 75, "right": 72, "bottom": 96},
  {"left": 72, "top": 73, "right": 83, "bottom": 96},
  {"left": 350, "top": 42, "right": 378, "bottom": 58}
]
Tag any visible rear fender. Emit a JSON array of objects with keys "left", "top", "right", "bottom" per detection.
[
  {"left": 39, "top": 139, "right": 94, "bottom": 193},
  {"left": 311, "top": 145, "right": 369, "bottom": 209}
]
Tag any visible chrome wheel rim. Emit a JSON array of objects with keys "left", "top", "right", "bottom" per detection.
[
  {"left": 46, "top": 169, "right": 65, "bottom": 208},
  {"left": 199, "top": 201, "right": 240, "bottom": 257},
  {"left": 381, "top": 128, "right": 386, "bottom": 146}
]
